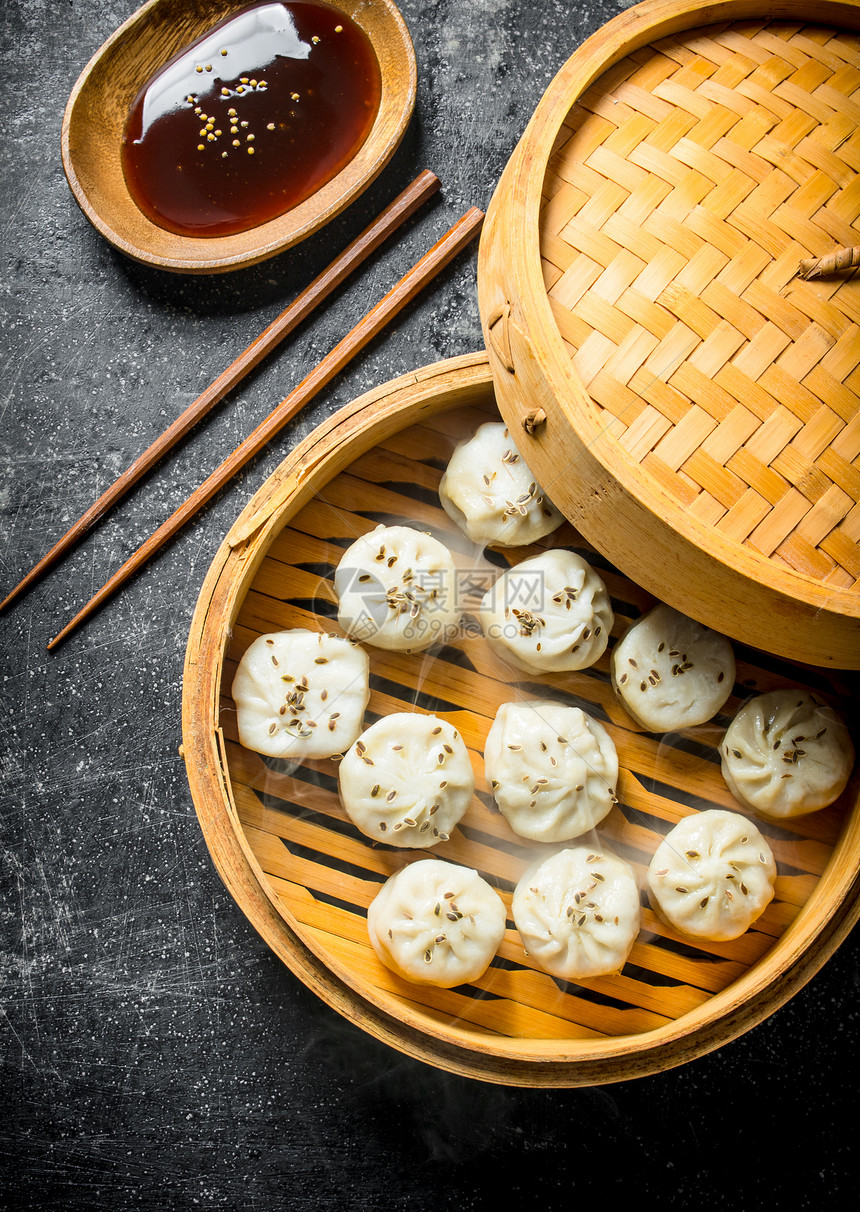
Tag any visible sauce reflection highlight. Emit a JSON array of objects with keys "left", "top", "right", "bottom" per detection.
[{"left": 121, "top": 2, "right": 382, "bottom": 238}]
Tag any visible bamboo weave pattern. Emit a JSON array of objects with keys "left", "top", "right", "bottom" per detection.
[{"left": 540, "top": 21, "right": 860, "bottom": 589}]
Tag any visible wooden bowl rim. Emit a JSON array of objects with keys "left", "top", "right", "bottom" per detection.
[
  {"left": 61, "top": 0, "right": 417, "bottom": 273},
  {"left": 182, "top": 351, "right": 860, "bottom": 1084},
  {"left": 478, "top": 0, "right": 860, "bottom": 647}
]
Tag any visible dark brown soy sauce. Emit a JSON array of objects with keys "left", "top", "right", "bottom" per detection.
[{"left": 121, "top": 1, "right": 382, "bottom": 237}]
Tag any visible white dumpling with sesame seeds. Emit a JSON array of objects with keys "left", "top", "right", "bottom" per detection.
[
  {"left": 334, "top": 524, "right": 460, "bottom": 652},
  {"left": 480, "top": 549, "right": 613, "bottom": 673},
  {"left": 721, "top": 689, "right": 854, "bottom": 819},
  {"left": 338, "top": 714, "right": 474, "bottom": 848},
  {"left": 231, "top": 628, "right": 370, "bottom": 761},
  {"left": 484, "top": 700, "right": 618, "bottom": 843},
  {"left": 367, "top": 859, "right": 507, "bottom": 987},
  {"left": 438, "top": 420, "right": 563, "bottom": 546},
  {"left": 647, "top": 809, "right": 777, "bottom": 941},
  {"left": 611, "top": 603, "right": 735, "bottom": 732},
  {"left": 513, "top": 847, "right": 641, "bottom": 979}
]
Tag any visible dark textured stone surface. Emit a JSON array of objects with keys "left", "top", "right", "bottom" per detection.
[{"left": 1, "top": 1, "right": 857, "bottom": 1207}]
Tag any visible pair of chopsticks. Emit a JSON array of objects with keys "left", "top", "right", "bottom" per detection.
[
  {"left": 1, "top": 170, "right": 438, "bottom": 617},
  {"left": 0, "top": 171, "right": 484, "bottom": 648}
]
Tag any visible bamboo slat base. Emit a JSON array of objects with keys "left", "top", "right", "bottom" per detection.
[{"left": 182, "top": 352, "right": 860, "bottom": 1085}]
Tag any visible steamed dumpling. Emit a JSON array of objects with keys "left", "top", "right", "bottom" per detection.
[
  {"left": 513, "top": 847, "right": 640, "bottom": 979},
  {"left": 334, "top": 524, "right": 460, "bottom": 652},
  {"left": 367, "top": 859, "right": 507, "bottom": 987},
  {"left": 231, "top": 629, "right": 369, "bottom": 760},
  {"left": 439, "top": 421, "right": 562, "bottom": 546},
  {"left": 484, "top": 700, "right": 618, "bottom": 843},
  {"left": 647, "top": 809, "right": 777, "bottom": 941},
  {"left": 721, "top": 689, "right": 854, "bottom": 819},
  {"left": 338, "top": 714, "right": 474, "bottom": 848},
  {"left": 480, "top": 549, "right": 613, "bottom": 672},
  {"left": 611, "top": 603, "right": 735, "bottom": 732}
]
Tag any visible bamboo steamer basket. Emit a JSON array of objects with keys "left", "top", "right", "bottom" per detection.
[
  {"left": 182, "top": 352, "right": 860, "bottom": 1085},
  {"left": 478, "top": 0, "right": 860, "bottom": 669}
]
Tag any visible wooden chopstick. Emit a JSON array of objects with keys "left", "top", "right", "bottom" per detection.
[
  {"left": 47, "top": 206, "right": 485, "bottom": 650},
  {"left": 0, "top": 170, "right": 440, "bottom": 615}
]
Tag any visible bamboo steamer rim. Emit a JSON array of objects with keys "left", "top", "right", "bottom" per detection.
[
  {"left": 478, "top": 0, "right": 860, "bottom": 668},
  {"left": 182, "top": 351, "right": 860, "bottom": 1085}
]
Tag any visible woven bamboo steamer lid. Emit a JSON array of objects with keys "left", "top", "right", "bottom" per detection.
[{"left": 478, "top": 0, "right": 860, "bottom": 668}]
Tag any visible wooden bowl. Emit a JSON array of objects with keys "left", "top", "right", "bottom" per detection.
[
  {"left": 182, "top": 352, "right": 860, "bottom": 1085},
  {"left": 62, "top": 0, "right": 416, "bottom": 273},
  {"left": 478, "top": 0, "right": 860, "bottom": 668}
]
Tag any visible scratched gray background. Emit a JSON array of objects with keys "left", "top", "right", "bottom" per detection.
[{"left": 2, "top": 0, "right": 858, "bottom": 1207}]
